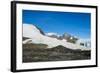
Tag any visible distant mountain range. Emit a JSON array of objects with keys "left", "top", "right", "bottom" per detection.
[
  {"left": 23, "top": 24, "right": 90, "bottom": 50},
  {"left": 46, "top": 32, "right": 78, "bottom": 43}
]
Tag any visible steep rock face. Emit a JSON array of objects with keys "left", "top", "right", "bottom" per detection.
[{"left": 23, "top": 24, "right": 90, "bottom": 50}]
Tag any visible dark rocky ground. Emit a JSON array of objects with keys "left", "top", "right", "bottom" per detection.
[{"left": 23, "top": 44, "right": 91, "bottom": 63}]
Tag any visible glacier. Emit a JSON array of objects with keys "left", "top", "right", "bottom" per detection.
[{"left": 23, "top": 24, "right": 90, "bottom": 50}]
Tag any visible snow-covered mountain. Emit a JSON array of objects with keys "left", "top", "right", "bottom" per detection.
[
  {"left": 23, "top": 24, "right": 90, "bottom": 50},
  {"left": 45, "top": 32, "right": 60, "bottom": 39},
  {"left": 46, "top": 33, "right": 60, "bottom": 37}
]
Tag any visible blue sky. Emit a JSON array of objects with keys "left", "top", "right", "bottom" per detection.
[{"left": 22, "top": 10, "right": 91, "bottom": 39}]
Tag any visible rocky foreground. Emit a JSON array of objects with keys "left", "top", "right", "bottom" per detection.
[{"left": 23, "top": 44, "right": 91, "bottom": 63}]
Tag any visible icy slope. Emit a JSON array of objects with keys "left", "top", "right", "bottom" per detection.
[{"left": 23, "top": 24, "right": 90, "bottom": 50}]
